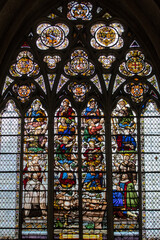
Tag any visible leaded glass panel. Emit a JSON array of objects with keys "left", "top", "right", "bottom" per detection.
[
  {"left": 141, "top": 101, "right": 160, "bottom": 239},
  {"left": 0, "top": 100, "right": 21, "bottom": 239}
]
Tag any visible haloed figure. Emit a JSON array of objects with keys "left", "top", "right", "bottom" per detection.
[{"left": 84, "top": 99, "right": 100, "bottom": 123}]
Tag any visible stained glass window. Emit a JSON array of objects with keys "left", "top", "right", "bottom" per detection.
[{"left": 0, "top": 1, "right": 160, "bottom": 240}]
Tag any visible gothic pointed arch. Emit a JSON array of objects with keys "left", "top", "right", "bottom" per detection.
[{"left": 0, "top": 1, "right": 159, "bottom": 240}]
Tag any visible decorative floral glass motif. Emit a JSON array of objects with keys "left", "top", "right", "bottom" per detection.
[
  {"left": 68, "top": 82, "right": 90, "bottom": 101},
  {"left": 119, "top": 50, "right": 152, "bottom": 76},
  {"left": 56, "top": 74, "right": 69, "bottom": 93},
  {"left": 103, "top": 74, "right": 112, "bottom": 90},
  {"left": 150, "top": 89, "right": 158, "bottom": 99},
  {"left": 13, "top": 83, "right": 35, "bottom": 103},
  {"left": 96, "top": 7, "right": 102, "bottom": 13},
  {"left": 0, "top": 100, "right": 21, "bottom": 239},
  {"left": 90, "top": 75, "right": 102, "bottom": 93},
  {"left": 48, "top": 74, "right": 56, "bottom": 90},
  {"left": 147, "top": 75, "right": 160, "bottom": 93},
  {"left": 54, "top": 99, "right": 79, "bottom": 239},
  {"left": 10, "top": 51, "right": 40, "bottom": 77},
  {"left": 113, "top": 74, "right": 126, "bottom": 93},
  {"left": 47, "top": 13, "right": 57, "bottom": 19},
  {"left": 124, "top": 81, "right": 149, "bottom": 103},
  {"left": 67, "top": 1, "right": 92, "bottom": 20},
  {"left": 41, "top": 26, "right": 64, "bottom": 47},
  {"left": 96, "top": 27, "right": 117, "bottom": 47},
  {"left": 57, "top": 6, "right": 63, "bottom": 13},
  {"left": 64, "top": 50, "right": 95, "bottom": 76},
  {"left": 2, "top": 76, "right": 14, "bottom": 94},
  {"left": 81, "top": 99, "right": 107, "bottom": 238},
  {"left": 43, "top": 55, "right": 61, "bottom": 69},
  {"left": 36, "top": 23, "right": 69, "bottom": 50},
  {"left": 102, "top": 12, "right": 112, "bottom": 19},
  {"left": 35, "top": 75, "right": 46, "bottom": 94},
  {"left": 111, "top": 99, "right": 139, "bottom": 236},
  {"left": 22, "top": 100, "right": 48, "bottom": 238},
  {"left": 98, "top": 55, "right": 116, "bottom": 69},
  {"left": 91, "top": 23, "right": 124, "bottom": 50},
  {"left": 130, "top": 40, "right": 140, "bottom": 48},
  {"left": 21, "top": 41, "right": 31, "bottom": 49}
]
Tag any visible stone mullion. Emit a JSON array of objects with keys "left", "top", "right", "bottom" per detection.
[
  {"left": 106, "top": 101, "right": 114, "bottom": 239},
  {"left": 137, "top": 112, "right": 142, "bottom": 240},
  {"left": 78, "top": 113, "right": 83, "bottom": 240},
  {"left": 48, "top": 111, "right": 54, "bottom": 239}
]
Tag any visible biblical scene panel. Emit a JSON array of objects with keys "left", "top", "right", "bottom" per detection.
[
  {"left": 54, "top": 99, "right": 79, "bottom": 239},
  {"left": 0, "top": 100, "right": 21, "bottom": 239},
  {"left": 22, "top": 100, "right": 48, "bottom": 239},
  {"left": 81, "top": 99, "right": 107, "bottom": 239},
  {"left": 141, "top": 101, "right": 160, "bottom": 239},
  {"left": 111, "top": 99, "right": 139, "bottom": 237}
]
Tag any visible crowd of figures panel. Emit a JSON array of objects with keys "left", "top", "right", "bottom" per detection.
[
  {"left": 111, "top": 99, "right": 139, "bottom": 238},
  {"left": 81, "top": 99, "right": 107, "bottom": 239},
  {"left": 54, "top": 99, "right": 79, "bottom": 239}
]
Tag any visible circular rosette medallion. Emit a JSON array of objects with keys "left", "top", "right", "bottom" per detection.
[
  {"left": 13, "top": 83, "right": 35, "bottom": 102},
  {"left": 18, "top": 85, "right": 31, "bottom": 98},
  {"left": 68, "top": 82, "right": 90, "bottom": 101},
  {"left": 16, "top": 57, "right": 34, "bottom": 75},
  {"left": 130, "top": 84, "right": 143, "bottom": 97},
  {"left": 124, "top": 82, "right": 149, "bottom": 103},
  {"left": 71, "top": 3, "right": 89, "bottom": 19},
  {"left": 70, "top": 56, "right": 89, "bottom": 74},
  {"left": 73, "top": 84, "right": 86, "bottom": 97},
  {"left": 126, "top": 57, "right": 144, "bottom": 74},
  {"left": 41, "top": 26, "right": 65, "bottom": 47},
  {"left": 95, "top": 26, "right": 118, "bottom": 47}
]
